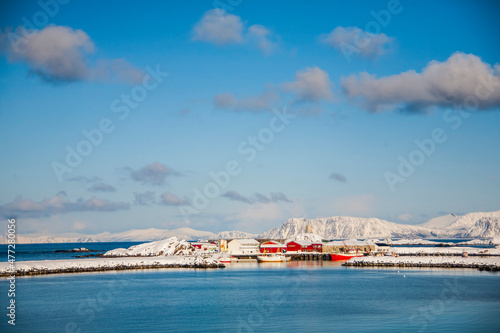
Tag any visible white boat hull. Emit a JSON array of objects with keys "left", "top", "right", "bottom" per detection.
[{"left": 257, "top": 255, "right": 290, "bottom": 263}]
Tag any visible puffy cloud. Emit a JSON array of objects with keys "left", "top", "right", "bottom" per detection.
[
  {"left": 0, "top": 193, "right": 129, "bottom": 218},
  {"left": 192, "top": 9, "right": 243, "bottom": 45},
  {"left": 283, "top": 67, "right": 333, "bottom": 103},
  {"left": 247, "top": 24, "right": 277, "bottom": 55},
  {"left": 255, "top": 192, "right": 292, "bottom": 204},
  {"left": 192, "top": 9, "right": 277, "bottom": 54},
  {"left": 341, "top": 52, "right": 500, "bottom": 112},
  {"left": 222, "top": 191, "right": 292, "bottom": 204},
  {"left": 214, "top": 90, "right": 279, "bottom": 112},
  {"left": 321, "top": 26, "right": 393, "bottom": 62},
  {"left": 128, "top": 162, "right": 181, "bottom": 186},
  {"left": 160, "top": 192, "right": 190, "bottom": 206},
  {"left": 213, "top": 66, "right": 333, "bottom": 115},
  {"left": 329, "top": 173, "right": 347, "bottom": 183},
  {"left": 88, "top": 182, "right": 116, "bottom": 193},
  {"left": 0, "top": 25, "right": 143, "bottom": 84},
  {"left": 222, "top": 191, "right": 253, "bottom": 204},
  {"left": 134, "top": 191, "right": 157, "bottom": 206}
]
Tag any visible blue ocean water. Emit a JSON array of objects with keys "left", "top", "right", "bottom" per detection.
[
  {"left": 0, "top": 242, "right": 142, "bottom": 261},
  {"left": 1, "top": 261, "right": 499, "bottom": 332}
]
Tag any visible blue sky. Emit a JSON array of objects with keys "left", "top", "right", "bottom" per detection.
[{"left": 1, "top": 0, "right": 499, "bottom": 235}]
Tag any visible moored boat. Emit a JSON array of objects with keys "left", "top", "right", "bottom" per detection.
[
  {"left": 330, "top": 251, "right": 364, "bottom": 261},
  {"left": 257, "top": 254, "right": 290, "bottom": 263},
  {"left": 218, "top": 255, "right": 232, "bottom": 263}
]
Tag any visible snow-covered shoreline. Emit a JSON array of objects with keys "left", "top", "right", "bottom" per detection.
[
  {"left": 0, "top": 237, "right": 225, "bottom": 277},
  {"left": 0, "top": 255, "right": 224, "bottom": 277},
  {"left": 390, "top": 246, "right": 500, "bottom": 256},
  {"left": 344, "top": 256, "right": 500, "bottom": 271}
]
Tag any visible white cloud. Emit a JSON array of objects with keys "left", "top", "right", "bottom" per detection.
[
  {"left": 213, "top": 66, "right": 333, "bottom": 115},
  {"left": 222, "top": 191, "right": 293, "bottom": 204},
  {"left": 247, "top": 24, "right": 277, "bottom": 55},
  {"left": 321, "top": 26, "right": 393, "bottom": 61},
  {"left": 0, "top": 25, "right": 143, "bottom": 84},
  {"left": 0, "top": 193, "right": 130, "bottom": 218},
  {"left": 341, "top": 52, "right": 500, "bottom": 112},
  {"left": 160, "top": 192, "right": 190, "bottom": 206},
  {"left": 214, "top": 90, "right": 279, "bottom": 112},
  {"left": 128, "top": 162, "right": 181, "bottom": 186},
  {"left": 283, "top": 67, "right": 333, "bottom": 103},
  {"left": 192, "top": 9, "right": 243, "bottom": 45},
  {"left": 134, "top": 191, "right": 157, "bottom": 206},
  {"left": 192, "top": 10, "right": 277, "bottom": 54},
  {"left": 329, "top": 173, "right": 347, "bottom": 183},
  {"left": 88, "top": 182, "right": 116, "bottom": 193}
]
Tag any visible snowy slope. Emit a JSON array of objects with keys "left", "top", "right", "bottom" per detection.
[
  {"left": 259, "top": 216, "right": 436, "bottom": 240},
  {"left": 286, "top": 232, "right": 324, "bottom": 243},
  {"left": 418, "top": 211, "right": 500, "bottom": 238},
  {"left": 420, "top": 213, "right": 460, "bottom": 229},
  {"left": 441, "top": 211, "right": 500, "bottom": 234},
  {"left": 215, "top": 230, "right": 258, "bottom": 239},
  {"left": 104, "top": 237, "right": 196, "bottom": 256}
]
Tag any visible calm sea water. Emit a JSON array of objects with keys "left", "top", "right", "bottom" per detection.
[
  {"left": 0, "top": 242, "right": 142, "bottom": 261},
  {"left": 1, "top": 261, "right": 499, "bottom": 332}
]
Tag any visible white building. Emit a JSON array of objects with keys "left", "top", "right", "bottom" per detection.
[{"left": 227, "top": 239, "right": 260, "bottom": 254}]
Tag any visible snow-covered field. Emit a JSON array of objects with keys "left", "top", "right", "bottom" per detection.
[{"left": 346, "top": 255, "right": 500, "bottom": 271}]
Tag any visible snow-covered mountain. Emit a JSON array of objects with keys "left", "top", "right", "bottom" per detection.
[
  {"left": 260, "top": 211, "right": 500, "bottom": 240},
  {"left": 420, "top": 213, "right": 460, "bottom": 229},
  {"left": 423, "top": 211, "right": 500, "bottom": 238},
  {"left": 215, "top": 230, "right": 258, "bottom": 239},
  {"left": 259, "top": 216, "right": 436, "bottom": 240},
  {"left": 2, "top": 211, "right": 499, "bottom": 244}
]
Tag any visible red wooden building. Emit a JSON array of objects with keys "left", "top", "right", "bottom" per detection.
[
  {"left": 259, "top": 241, "right": 286, "bottom": 253},
  {"left": 286, "top": 240, "right": 323, "bottom": 253},
  {"left": 191, "top": 242, "right": 217, "bottom": 251}
]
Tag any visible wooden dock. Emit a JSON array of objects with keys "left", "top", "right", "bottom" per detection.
[{"left": 231, "top": 253, "right": 332, "bottom": 261}]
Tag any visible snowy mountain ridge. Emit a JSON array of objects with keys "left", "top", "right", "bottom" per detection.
[
  {"left": 259, "top": 216, "right": 435, "bottom": 240},
  {"left": 260, "top": 211, "right": 500, "bottom": 240},
  {"left": 2, "top": 211, "right": 499, "bottom": 244}
]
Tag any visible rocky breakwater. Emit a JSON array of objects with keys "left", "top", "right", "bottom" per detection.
[{"left": 343, "top": 256, "right": 500, "bottom": 271}]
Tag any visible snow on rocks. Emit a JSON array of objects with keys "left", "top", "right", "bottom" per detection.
[
  {"left": 0, "top": 237, "right": 225, "bottom": 276},
  {"left": 0, "top": 256, "right": 224, "bottom": 277},
  {"left": 391, "top": 246, "right": 500, "bottom": 256},
  {"left": 104, "top": 237, "right": 196, "bottom": 257},
  {"left": 344, "top": 255, "right": 500, "bottom": 271}
]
